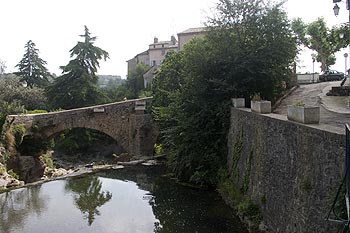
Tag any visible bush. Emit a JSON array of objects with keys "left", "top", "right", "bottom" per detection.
[
  {"left": 0, "top": 74, "right": 47, "bottom": 110},
  {"left": 237, "top": 198, "right": 262, "bottom": 226},
  {"left": 26, "top": 109, "right": 48, "bottom": 114},
  {"left": 11, "top": 124, "right": 26, "bottom": 147},
  {"left": 7, "top": 169, "right": 19, "bottom": 180},
  {"left": 40, "top": 153, "right": 55, "bottom": 169}
]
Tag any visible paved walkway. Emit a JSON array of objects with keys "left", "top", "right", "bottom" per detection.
[{"left": 274, "top": 81, "right": 350, "bottom": 133}]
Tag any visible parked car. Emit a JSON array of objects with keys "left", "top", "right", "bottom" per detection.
[{"left": 319, "top": 70, "right": 344, "bottom": 81}]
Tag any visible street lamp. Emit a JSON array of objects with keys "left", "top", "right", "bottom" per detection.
[
  {"left": 333, "top": 0, "right": 350, "bottom": 86},
  {"left": 334, "top": 3, "right": 340, "bottom": 16},
  {"left": 311, "top": 53, "right": 316, "bottom": 83},
  {"left": 333, "top": 0, "right": 350, "bottom": 21},
  {"left": 345, "top": 53, "right": 348, "bottom": 75}
]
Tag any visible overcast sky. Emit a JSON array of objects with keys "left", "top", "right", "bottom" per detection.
[{"left": 0, "top": 0, "right": 349, "bottom": 78}]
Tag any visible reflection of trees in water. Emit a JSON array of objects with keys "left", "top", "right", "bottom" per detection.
[
  {"left": 65, "top": 176, "right": 112, "bottom": 225},
  {"left": 0, "top": 185, "right": 47, "bottom": 233},
  {"left": 149, "top": 178, "right": 246, "bottom": 233}
]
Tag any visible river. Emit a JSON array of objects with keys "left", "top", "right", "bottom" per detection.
[{"left": 0, "top": 165, "right": 247, "bottom": 233}]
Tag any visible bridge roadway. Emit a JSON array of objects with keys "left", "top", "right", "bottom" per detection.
[{"left": 6, "top": 97, "right": 157, "bottom": 157}]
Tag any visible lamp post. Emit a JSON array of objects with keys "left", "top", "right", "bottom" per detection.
[
  {"left": 333, "top": 0, "right": 350, "bottom": 87},
  {"left": 311, "top": 53, "right": 316, "bottom": 83},
  {"left": 345, "top": 53, "right": 348, "bottom": 75},
  {"left": 333, "top": 0, "right": 350, "bottom": 22}
]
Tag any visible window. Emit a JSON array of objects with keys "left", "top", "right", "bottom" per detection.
[
  {"left": 152, "top": 60, "right": 156, "bottom": 66},
  {"left": 161, "top": 49, "right": 165, "bottom": 55}
]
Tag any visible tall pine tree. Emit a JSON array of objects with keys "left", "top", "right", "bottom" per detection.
[
  {"left": 16, "top": 40, "right": 51, "bottom": 87},
  {"left": 46, "top": 26, "right": 109, "bottom": 109}
]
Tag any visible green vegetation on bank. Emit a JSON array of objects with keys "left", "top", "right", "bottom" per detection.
[{"left": 152, "top": 0, "right": 298, "bottom": 187}]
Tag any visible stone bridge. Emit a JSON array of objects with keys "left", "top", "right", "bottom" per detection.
[{"left": 6, "top": 97, "right": 157, "bottom": 157}]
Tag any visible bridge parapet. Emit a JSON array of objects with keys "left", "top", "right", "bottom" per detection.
[{"left": 6, "top": 97, "right": 157, "bottom": 157}]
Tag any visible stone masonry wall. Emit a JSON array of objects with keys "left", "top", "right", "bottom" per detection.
[
  {"left": 6, "top": 98, "right": 157, "bottom": 157},
  {"left": 228, "top": 108, "right": 345, "bottom": 233}
]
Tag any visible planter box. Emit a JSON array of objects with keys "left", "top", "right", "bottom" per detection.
[
  {"left": 231, "top": 98, "right": 245, "bottom": 108},
  {"left": 251, "top": 101, "right": 271, "bottom": 114},
  {"left": 287, "top": 105, "right": 320, "bottom": 124}
]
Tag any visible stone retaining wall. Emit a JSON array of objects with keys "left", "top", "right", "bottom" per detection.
[{"left": 228, "top": 108, "right": 346, "bottom": 233}]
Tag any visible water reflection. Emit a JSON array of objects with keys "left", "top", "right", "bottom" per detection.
[
  {"left": 0, "top": 186, "right": 47, "bottom": 233},
  {"left": 0, "top": 166, "right": 247, "bottom": 233},
  {"left": 64, "top": 176, "right": 112, "bottom": 225},
  {"left": 98, "top": 166, "right": 246, "bottom": 233}
]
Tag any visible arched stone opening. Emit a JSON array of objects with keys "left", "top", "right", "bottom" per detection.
[{"left": 44, "top": 127, "right": 128, "bottom": 168}]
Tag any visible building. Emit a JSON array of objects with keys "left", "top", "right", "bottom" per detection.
[
  {"left": 127, "top": 27, "right": 207, "bottom": 88},
  {"left": 177, "top": 27, "right": 207, "bottom": 51},
  {"left": 126, "top": 50, "right": 150, "bottom": 76},
  {"left": 149, "top": 36, "right": 178, "bottom": 67}
]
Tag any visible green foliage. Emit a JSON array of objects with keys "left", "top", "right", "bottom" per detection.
[
  {"left": 0, "top": 163, "right": 6, "bottom": 175},
  {"left": 292, "top": 17, "right": 347, "bottom": 72},
  {"left": 293, "top": 101, "right": 305, "bottom": 107},
  {"left": 0, "top": 74, "right": 47, "bottom": 111},
  {"left": 46, "top": 26, "right": 109, "bottom": 109},
  {"left": 104, "top": 63, "right": 151, "bottom": 102},
  {"left": 55, "top": 128, "right": 115, "bottom": 154},
  {"left": 7, "top": 169, "right": 19, "bottom": 180},
  {"left": 237, "top": 198, "right": 262, "bottom": 226},
  {"left": 154, "top": 143, "right": 163, "bottom": 155},
  {"left": 40, "top": 153, "right": 55, "bottom": 169},
  {"left": 217, "top": 176, "right": 262, "bottom": 228},
  {"left": 11, "top": 124, "right": 26, "bottom": 147},
  {"left": 241, "top": 149, "right": 253, "bottom": 194},
  {"left": 65, "top": 176, "right": 112, "bottom": 225},
  {"left": 127, "top": 63, "right": 150, "bottom": 98},
  {"left": 152, "top": 0, "right": 297, "bottom": 187},
  {"left": 0, "top": 59, "right": 6, "bottom": 75},
  {"left": 26, "top": 109, "right": 48, "bottom": 114},
  {"left": 251, "top": 93, "right": 261, "bottom": 102},
  {"left": 0, "top": 100, "right": 25, "bottom": 129},
  {"left": 231, "top": 129, "right": 243, "bottom": 180},
  {"left": 15, "top": 40, "right": 51, "bottom": 88},
  {"left": 19, "top": 136, "right": 55, "bottom": 157},
  {"left": 217, "top": 178, "right": 243, "bottom": 203}
]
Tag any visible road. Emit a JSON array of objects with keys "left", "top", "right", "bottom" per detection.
[{"left": 274, "top": 81, "right": 350, "bottom": 133}]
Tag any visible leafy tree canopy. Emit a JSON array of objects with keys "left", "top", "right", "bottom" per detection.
[
  {"left": 292, "top": 17, "right": 349, "bottom": 72},
  {"left": 15, "top": 40, "right": 51, "bottom": 88},
  {"left": 0, "top": 59, "right": 6, "bottom": 75},
  {"left": 152, "top": 0, "right": 297, "bottom": 186},
  {"left": 0, "top": 74, "right": 47, "bottom": 110},
  {"left": 46, "top": 26, "right": 109, "bottom": 109}
]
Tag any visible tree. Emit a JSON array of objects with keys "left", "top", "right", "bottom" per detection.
[
  {"left": 0, "top": 59, "right": 6, "bottom": 75},
  {"left": 46, "top": 26, "right": 109, "bottom": 109},
  {"left": 15, "top": 40, "right": 51, "bottom": 87},
  {"left": 0, "top": 74, "right": 47, "bottom": 110},
  {"left": 152, "top": 0, "right": 297, "bottom": 186},
  {"left": 127, "top": 63, "right": 150, "bottom": 98},
  {"left": 65, "top": 176, "right": 112, "bottom": 225},
  {"left": 292, "top": 17, "right": 347, "bottom": 72}
]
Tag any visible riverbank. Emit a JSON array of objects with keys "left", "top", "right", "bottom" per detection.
[{"left": 0, "top": 153, "right": 165, "bottom": 193}]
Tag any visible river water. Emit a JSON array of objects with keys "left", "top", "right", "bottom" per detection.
[{"left": 0, "top": 165, "right": 247, "bottom": 233}]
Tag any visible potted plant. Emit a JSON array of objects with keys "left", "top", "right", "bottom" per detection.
[
  {"left": 250, "top": 93, "right": 271, "bottom": 114},
  {"left": 231, "top": 97, "right": 245, "bottom": 108},
  {"left": 287, "top": 101, "right": 320, "bottom": 124}
]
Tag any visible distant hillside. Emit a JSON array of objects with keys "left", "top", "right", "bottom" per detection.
[{"left": 98, "top": 75, "right": 125, "bottom": 88}]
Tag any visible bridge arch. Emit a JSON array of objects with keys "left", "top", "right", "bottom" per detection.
[{"left": 6, "top": 98, "right": 158, "bottom": 157}]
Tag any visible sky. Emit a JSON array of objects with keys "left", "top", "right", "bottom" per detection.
[{"left": 0, "top": 0, "right": 349, "bottom": 78}]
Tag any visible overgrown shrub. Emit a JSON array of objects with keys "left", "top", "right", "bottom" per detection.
[
  {"left": 11, "top": 124, "right": 26, "bottom": 147},
  {"left": 40, "top": 153, "right": 55, "bottom": 169}
]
